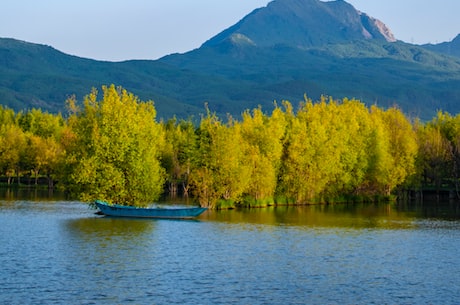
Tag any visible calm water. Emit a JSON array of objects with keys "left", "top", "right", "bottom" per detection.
[{"left": 1, "top": 194, "right": 460, "bottom": 304}]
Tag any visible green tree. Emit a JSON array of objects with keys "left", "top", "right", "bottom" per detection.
[
  {"left": 416, "top": 123, "right": 452, "bottom": 190},
  {"left": 64, "top": 85, "right": 165, "bottom": 206},
  {"left": 277, "top": 98, "right": 333, "bottom": 203},
  {"left": 17, "top": 108, "right": 65, "bottom": 139},
  {"left": 190, "top": 110, "right": 250, "bottom": 208},
  {"left": 161, "top": 118, "right": 197, "bottom": 196},
  {"left": 417, "top": 111, "right": 460, "bottom": 192}
]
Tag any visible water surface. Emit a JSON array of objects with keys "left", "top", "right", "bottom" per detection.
[{"left": 1, "top": 198, "right": 459, "bottom": 304}]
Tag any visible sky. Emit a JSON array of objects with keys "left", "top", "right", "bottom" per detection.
[{"left": 1, "top": 0, "right": 459, "bottom": 62}]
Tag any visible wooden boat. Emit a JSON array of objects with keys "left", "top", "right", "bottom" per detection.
[{"left": 94, "top": 200, "right": 207, "bottom": 219}]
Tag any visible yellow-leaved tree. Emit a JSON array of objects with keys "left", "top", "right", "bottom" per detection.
[
  {"left": 64, "top": 85, "right": 165, "bottom": 206},
  {"left": 189, "top": 109, "right": 251, "bottom": 208},
  {"left": 368, "top": 106, "right": 418, "bottom": 195},
  {"left": 240, "top": 106, "right": 286, "bottom": 205}
]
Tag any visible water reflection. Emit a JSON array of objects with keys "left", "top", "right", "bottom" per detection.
[
  {"left": 65, "top": 216, "right": 156, "bottom": 243},
  {"left": 0, "top": 187, "right": 67, "bottom": 201},
  {"left": 202, "top": 201, "right": 460, "bottom": 229},
  {"left": 63, "top": 217, "right": 158, "bottom": 284},
  {"left": 395, "top": 200, "right": 460, "bottom": 220}
]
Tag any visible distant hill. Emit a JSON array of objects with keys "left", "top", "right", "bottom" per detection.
[
  {"left": 1, "top": 0, "right": 460, "bottom": 120},
  {"left": 422, "top": 35, "right": 460, "bottom": 58},
  {"left": 0, "top": 38, "right": 212, "bottom": 118}
]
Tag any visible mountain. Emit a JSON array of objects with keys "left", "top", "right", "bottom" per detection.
[
  {"left": 1, "top": 0, "right": 460, "bottom": 120},
  {"left": 203, "top": 0, "right": 395, "bottom": 49},
  {"left": 422, "top": 34, "right": 460, "bottom": 58},
  {"left": 160, "top": 0, "right": 460, "bottom": 119}
]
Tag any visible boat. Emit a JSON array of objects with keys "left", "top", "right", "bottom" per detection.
[{"left": 94, "top": 200, "right": 207, "bottom": 219}]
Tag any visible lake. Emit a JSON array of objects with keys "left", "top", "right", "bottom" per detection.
[{"left": 1, "top": 192, "right": 459, "bottom": 304}]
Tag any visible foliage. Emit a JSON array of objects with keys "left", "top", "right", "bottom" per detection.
[
  {"left": 0, "top": 124, "right": 27, "bottom": 184},
  {"left": 415, "top": 111, "right": 460, "bottom": 192},
  {"left": 368, "top": 106, "right": 418, "bottom": 194},
  {"left": 240, "top": 106, "right": 286, "bottom": 201},
  {"left": 189, "top": 109, "right": 251, "bottom": 208},
  {"left": 63, "top": 85, "right": 165, "bottom": 206},
  {"left": 3, "top": 86, "right": 460, "bottom": 208},
  {"left": 160, "top": 118, "right": 197, "bottom": 196},
  {"left": 279, "top": 99, "right": 417, "bottom": 202}
]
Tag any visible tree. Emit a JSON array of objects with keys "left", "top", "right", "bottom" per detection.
[
  {"left": 14, "top": 108, "right": 67, "bottom": 188},
  {"left": 0, "top": 124, "right": 27, "bottom": 185},
  {"left": 240, "top": 106, "right": 286, "bottom": 203},
  {"left": 64, "top": 85, "right": 165, "bottom": 206},
  {"left": 415, "top": 111, "right": 460, "bottom": 192},
  {"left": 161, "top": 118, "right": 197, "bottom": 196},
  {"left": 17, "top": 108, "right": 65, "bottom": 139},
  {"left": 0, "top": 105, "right": 15, "bottom": 127},
  {"left": 368, "top": 106, "right": 418, "bottom": 195},
  {"left": 277, "top": 98, "right": 334, "bottom": 203},
  {"left": 190, "top": 110, "right": 251, "bottom": 208},
  {"left": 416, "top": 123, "right": 452, "bottom": 189},
  {"left": 27, "top": 134, "right": 64, "bottom": 188},
  {"left": 320, "top": 98, "right": 373, "bottom": 199}
]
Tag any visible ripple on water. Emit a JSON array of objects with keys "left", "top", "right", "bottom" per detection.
[{"left": 0, "top": 201, "right": 459, "bottom": 304}]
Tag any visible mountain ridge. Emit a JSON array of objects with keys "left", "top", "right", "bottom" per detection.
[{"left": 422, "top": 34, "right": 460, "bottom": 58}]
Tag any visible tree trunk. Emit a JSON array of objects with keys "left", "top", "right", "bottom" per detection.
[
  {"left": 47, "top": 174, "right": 54, "bottom": 189},
  {"left": 16, "top": 168, "right": 20, "bottom": 186},
  {"left": 182, "top": 182, "right": 189, "bottom": 196}
]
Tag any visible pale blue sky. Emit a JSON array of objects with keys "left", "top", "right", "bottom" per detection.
[{"left": 1, "top": 0, "right": 459, "bottom": 61}]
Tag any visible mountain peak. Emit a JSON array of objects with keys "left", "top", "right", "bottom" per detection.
[{"left": 203, "top": 0, "right": 395, "bottom": 49}]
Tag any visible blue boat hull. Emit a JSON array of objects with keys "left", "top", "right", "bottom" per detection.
[{"left": 94, "top": 200, "right": 207, "bottom": 219}]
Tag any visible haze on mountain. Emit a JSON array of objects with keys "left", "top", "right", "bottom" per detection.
[{"left": 1, "top": 0, "right": 459, "bottom": 120}]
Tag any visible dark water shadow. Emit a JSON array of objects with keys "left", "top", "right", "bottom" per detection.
[
  {"left": 0, "top": 187, "right": 67, "bottom": 201},
  {"left": 202, "top": 201, "right": 460, "bottom": 229}
]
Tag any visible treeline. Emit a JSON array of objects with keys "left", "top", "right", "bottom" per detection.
[{"left": 0, "top": 85, "right": 458, "bottom": 208}]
